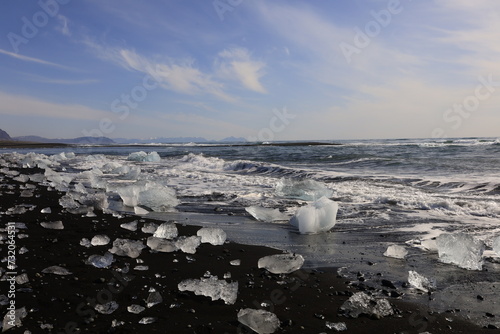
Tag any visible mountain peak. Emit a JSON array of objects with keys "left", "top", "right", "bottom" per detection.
[{"left": 0, "top": 129, "right": 12, "bottom": 140}]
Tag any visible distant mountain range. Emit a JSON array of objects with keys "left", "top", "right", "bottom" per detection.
[
  {"left": 13, "top": 135, "right": 115, "bottom": 145},
  {"left": 112, "top": 136, "right": 247, "bottom": 144}
]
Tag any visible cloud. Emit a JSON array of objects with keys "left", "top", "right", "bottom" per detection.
[
  {"left": 215, "top": 47, "right": 267, "bottom": 93},
  {"left": 0, "top": 48, "right": 76, "bottom": 70},
  {"left": 57, "top": 15, "right": 71, "bottom": 36}
]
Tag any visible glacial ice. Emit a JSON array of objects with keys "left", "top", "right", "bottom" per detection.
[
  {"left": 147, "top": 237, "right": 178, "bottom": 253},
  {"left": 408, "top": 270, "right": 436, "bottom": 292},
  {"left": 153, "top": 222, "right": 178, "bottom": 239},
  {"left": 2, "top": 307, "right": 27, "bottom": 331},
  {"left": 141, "top": 222, "right": 159, "bottom": 234},
  {"left": 139, "top": 317, "right": 157, "bottom": 324},
  {"left": 383, "top": 245, "right": 408, "bottom": 259},
  {"left": 95, "top": 301, "right": 119, "bottom": 314},
  {"left": 87, "top": 252, "right": 114, "bottom": 269},
  {"left": 41, "top": 266, "right": 72, "bottom": 275},
  {"left": 197, "top": 227, "right": 227, "bottom": 245},
  {"left": 326, "top": 321, "right": 347, "bottom": 331},
  {"left": 436, "top": 233, "right": 485, "bottom": 270},
  {"left": 120, "top": 221, "right": 138, "bottom": 231},
  {"left": 127, "top": 151, "right": 161, "bottom": 162},
  {"left": 91, "top": 234, "right": 110, "bottom": 246},
  {"left": 245, "top": 206, "right": 288, "bottom": 222},
  {"left": 134, "top": 206, "right": 149, "bottom": 215},
  {"left": 258, "top": 253, "right": 304, "bottom": 274},
  {"left": 493, "top": 235, "right": 500, "bottom": 256},
  {"left": 40, "top": 221, "right": 64, "bottom": 230},
  {"left": 340, "top": 292, "right": 394, "bottom": 319},
  {"left": 115, "top": 181, "right": 179, "bottom": 212},
  {"left": 289, "top": 196, "right": 339, "bottom": 234},
  {"left": 128, "top": 304, "right": 145, "bottom": 314},
  {"left": 275, "top": 178, "right": 333, "bottom": 201},
  {"left": 237, "top": 308, "right": 280, "bottom": 334},
  {"left": 109, "top": 238, "right": 146, "bottom": 258},
  {"left": 178, "top": 275, "right": 238, "bottom": 305},
  {"left": 175, "top": 236, "right": 202, "bottom": 254},
  {"left": 146, "top": 291, "right": 163, "bottom": 308}
]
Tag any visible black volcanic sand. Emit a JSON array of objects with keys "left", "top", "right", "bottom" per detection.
[{"left": 0, "top": 168, "right": 488, "bottom": 333}]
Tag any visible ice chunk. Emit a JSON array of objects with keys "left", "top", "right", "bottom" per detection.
[
  {"left": 178, "top": 275, "right": 238, "bottom": 305},
  {"left": 197, "top": 227, "right": 227, "bottom": 245},
  {"left": 276, "top": 178, "right": 333, "bottom": 201},
  {"left": 139, "top": 317, "right": 157, "bottom": 324},
  {"left": 153, "top": 222, "right": 178, "bottom": 239},
  {"left": 134, "top": 206, "right": 149, "bottom": 215},
  {"left": 91, "top": 234, "right": 110, "bottom": 246},
  {"left": 87, "top": 252, "right": 114, "bottom": 269},
  {"left": 15, "top": 273, "right": 29, "bottom": 285},
  {"left": 40, "top": 221, "right": 64, "bottom": 230},
  {"left": 127, "top": 151, "right": 161, "bottom": 162},
  {"left": 420, "top": 238, "right": 438, "bottom": 251},
  {"left": 80, "top": 238, "right": 91, "bottom": 248},
  {"left": 175, "top": 236, "right": 201, "bottom": 254},
  {"left": 95, "top": 301, "right": 119, "bottom": 314},
  {"left": 289, "top": 197, "right": 338, "bottom": 234},
  {"left": 245, "top": 206, "right": 288, "bottom": 222},
  {"left": 41, "top": 207, "right": 52, "bottom": 214},
  {"left": 109, "top": 238, "right": 146, "bottom": 258},
  {"left": 436, "top": 233, "right": 485, "bottom": 270},
  {"left": 230, "top": 259, "right": 241, "bottom": 266},
  {"left": 128, "top": 304, "right": 145, "bottom": 314},
  {"left": 147, "top": 237, "right": 178, "bottom": 253},
  {"left": 493, "top": 235, "right": 500, "bottom": 256},
  {"left": 146, "top": 291, "right": 163, "bottom": 308},
  {"left": 42, "top": 265, "right": 72, "bottom": 275},
  {"left": 340, "top": 292, "right": 394, "bottom": 319},
  {"left": 141, "top": 222, "right": 159, "bottom": 234},
  {"left": 116, "top": 181, "right": 179, "bottom": 212},
  {"left": 258, "top": 253, "right": 304, "bottom": 274},
  {"left": 326, "top": 321, "right": 347, "bottom": 332},
  {"left": 408, "top": 270, "right": 436, "bottom": 292},
  {"left": 2, "top": 307, "right": 27, "bottom": 331},
  {"left": 120, "top": 220, "right": 138, "bottom": 231},
  {"left": 237, "top": 308, "right": 280, "bottom": 334},
  {"left": 383, "top": 245, "right": 408, "bottom": 259}
]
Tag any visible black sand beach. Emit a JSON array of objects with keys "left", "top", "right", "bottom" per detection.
[{"left": 0, "top": 166, "right": 490, "bottom": 333}]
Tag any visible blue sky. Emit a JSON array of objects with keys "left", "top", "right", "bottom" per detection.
[{"left": 1, "top": 0, "right": 499, "bottom": 140}]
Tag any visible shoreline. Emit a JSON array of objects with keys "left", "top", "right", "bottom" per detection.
[{"left": 0, "top": 166, "right": 489, "bottom": 333}]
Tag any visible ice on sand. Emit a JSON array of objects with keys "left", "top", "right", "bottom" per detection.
[
  {"left": 40, "top": 221, "right": 64, "bottom": 230},
  {"left": 326, "top": 321, "right": 347, "bottom": 331},
  {"left": 289, "top": 197, "right": 339, "bottom": 234},
  {"left": 41, "top": 265, "right": 72, "bottom": 275},
  {"left": 146, "top": 291, "right": 163, "bottom": 308},
  {"left": 127, "top": 151, "right": 161, "bottom": 162},
  {"left": 436, "top": 232, "right": 485, "bottom": 270},
  {"left": 87, "top": 252, "right": 114, "bottom": 269},
  {"left": 120, "top": 221, "right": 138, "bottom": 231},
  {"left": 408, "top": 270, "right": 436, "bottom": 292},
  {"left": 175, "top": 236, "right": 202, "bottom": 254},
  {"left": 95, "top": 301, "right": 119, "bottom": 314},
  {"left": 197, "top": 227, "right": 227, "bottom": 245},
  {"left": 109, "top": 238, "right": 146, "bottom": 258},
  {"left": 116, "top": 181, "right": 179, "bottom": 212},
  {"left": 245, "top": 206, "right": 287, "bottom": 222},
  {"left": 383, "top": 245, "right": 408, "bottom": 259},
  {"left": 91, "top": 234, "right": 110, "bottom": 246},
  {"left": 153, "top": 222, "right": 178, "bottom": 239},
  {"left": 258, "top": 253, "right": 304, "bottom": 274},
  {"left": 147, "top": 237, "right": 178, "bottom": 253},
  {"left": 178, "top": 275, "right": 238, "bottom": 305},
  {"left": 2, "top": 307, "right": 27, "bottom": 331},
  {"left": 340, "top": 292, "right": 394, "bottom": 319},
  {"left": 237, "top": 308, "right": 280, "bottom": 334},
  {"left": 492, "top": 235, "right": 500, "bottom": 256},
  {"left": 128, "top": 305, "right": 145, "bottom": 314},
  {"left": 275, "top": 178, "right": 333, "bottom": 201}
]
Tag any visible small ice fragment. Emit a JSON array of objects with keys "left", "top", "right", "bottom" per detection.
[
  {"left": 128, "top": 304, "right": 145, "bottom": 314},
  {"left": 80, "top": 238, "right": 91, "bottom": 248},
  {"left": 237, "top": 308, "right": 280, "bottom": 334},
  {"left": 134, "top": 265, "right": 149, "bottom": 271},
  {"left": 2, "top": 307, "right": 27, "bottom": 331},
  {"left": 127, "top": 151, "right": 161, "bottom": 162},
  {"left": 340, "top": 292, "right": 394, "bottom": 319},
  {"left": 197, "top": 227, "right": 227, "bottom": 245},
  {"left": 421, "top": 239, "right": 438, "bottom": 251},
  {"left": 120, "top": 221, "right": 138, "bottom": 231},
  {"left": 91, "top": 234, "right": 110, "bottom": 246},
  {"left": 111, "top": 319, "right": 124, "bottom": 327},
  {"left": 146, "top": 291, "right": 163, "bottom": 308},
  {"left": 15, "top": 274, "right": 29, "bottom": 285},
  {"left": 18, "top": 246, "right": 28, "bottom": 254},
  {"left": 326, "top": 321, "right": 347, "bottom": 332},
  {"left": 492, "top": 235, "right": 500, "bottom": 256},
  {"left": 42, "top": 265, "right": 72, "bottom": 275},
  {"left": 41, "top": 207, "right": 52, "bottom": 214},
  {"left": 147, "top": 237, "right": 178, "bottom": 253},
  {"left": 153, "top": 222, "right": 178, "bottom": 239},
  {"left": 408, "top": 270, "right": 436, "bottom": 292},
  {"left": 109, "top": 238, "right": 146, "bottom": 258},
  {"left": 87, "top": 252, "right": 114, "bottom": 269},
  {"left": 40, "top": 221, "right": 64, "bottom": 230},
  {"left": 258, "top": 253, "right": 304, "bottom": 274},
  {"left": 245, "top": 206, "right": 287, "bottom": 222},
  {"left": 95, "top": 301, "right": 119, "bottom": 314},
  {"left": 134, "top": 206, "right": 149, "bottom": 215},
  {"left": 289, "top": 196, "right": 338, "bottom": 234},
  {"left": 230, "top": 259, "right": 241, "bottom": 266},
  {"left": 141, "top": 222, "right": 158, "bottom": 234},
  {"left": 178, "top": 275, "right": 238, "bottom": 305},
  {"left": 224, "top": 272, "right": 231, "bottom": 279},
  {"left": 139, "top": 317, "right": 157, "bottom": 324},
  {"left": 175, "top": 236, "right": 202, "bottom": 254},
  {"left": 436, "top": 232, "right": 485, "bottom": 270},
  {"left": 383, "top": 245, "right": 408, "bottom": 259}
]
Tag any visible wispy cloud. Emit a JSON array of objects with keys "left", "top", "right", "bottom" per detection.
[
  {"left": 56, "top": 15, "right": 71, "bottom": 36},
  {"left": 0, "top": 48, "right": 76, "bottom": 71}
]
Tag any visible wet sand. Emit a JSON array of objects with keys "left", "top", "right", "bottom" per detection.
[{"left": 0, "top": 167, "right": 488, "bottom": 333}]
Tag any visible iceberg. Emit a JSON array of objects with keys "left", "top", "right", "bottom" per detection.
[
  {"left": 275, "top": 178, "right": 333, "bottom": 201},
  {"left": 197, "top": 227, "right": 227, "bottom": 245},
  {"left": 115, "top": 181, "right": 179, "bottom": 212},
  {"left": 493, "top": 235, "right": 500, "bottom": 256},
  {"left": 245, "top": 206, "right": 288, "bottom": 222},
  {"left": 408, "top": 270, "right": 435, "bottom": 293},
  {"left": 258, "top": 253, "right": 304, "bottom": 274},
  {"left": 109, "top": 238, "right": 146, "bottom": 258},
  {"left": 383, "top": 245, "right": 408, "bottom": 259},
  {"left": 127, "top": 151, "right": 161, "bottom": 162},
  {"left": 153, "top": 222, "right": 178, "bottom": 239},
  {"left": 289, "top": 196, "right": 339, "bottom": 234},
  {"left": 178, "top": 275, "right": 238, "bottom": 305},
  {"left": 339, "top": 292, "right": 394, "bottom": 319},
  {"left": 237, "top": 308, "right": 280, "bottom": 334},
  {"left": 436, "top": 233, "right": 485, "bottom": 270}
]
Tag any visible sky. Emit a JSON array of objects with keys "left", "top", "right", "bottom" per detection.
[{"left": 0, "top": 0, "right": 499, "bottom": 141}]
